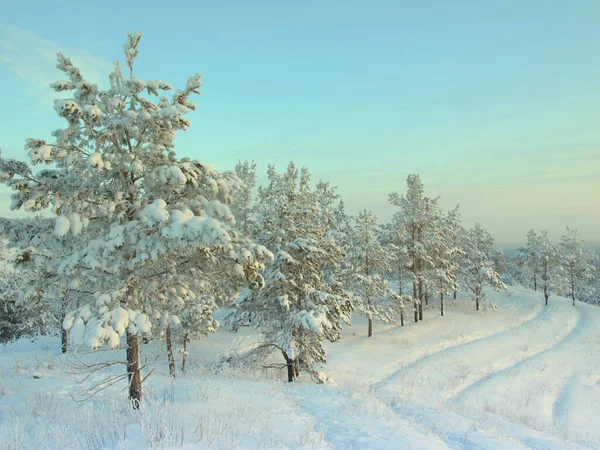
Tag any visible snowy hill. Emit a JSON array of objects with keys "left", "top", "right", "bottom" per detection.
[{"left": 1, "top": 286, "right": 599, "bottom": 449}]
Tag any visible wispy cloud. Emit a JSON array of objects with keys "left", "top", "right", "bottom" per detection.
[{"left": 0, "top": 25, "right": 113, "bottom": 91}]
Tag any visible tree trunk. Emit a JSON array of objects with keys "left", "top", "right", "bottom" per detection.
[
  {"left": 61, "top": 328, "right": 68, "bottom": 354},
  {"left": 413, "top": 281, "right": 418, "bottom": 323},
  {"left": 440, "top": 293, "right": 444, "bottom": 316},
  {"left": 367, "top": 296, "right": 373, "bottom": 337},
  {"left": 534, "top": 277, "right": 537, "bottom": 292},
  {"left": 61, "top": 292, "right": 69, "bottom": 353},
  {"left": 571, "top": 275, "right": 575, "bottom": 306},
  {"left": 181, "top": 333, "right": 188, "bottom": 374},
  {"left": 453, "top": 290, "right": 457, "bottom": 300},
  {"left": 283, "top": 351, "right": 295, "bottom": 382},
  {"left": 418, "top": 278, "right": 424, "bottom": 321},
  {"left": 400, "top": 312, "right": 404, "bottom": 327},
  {"left": 424, "top": 291, "right": 429, "bottom": 306},
  {"left": 166, "top": 325, "right": 175, "bottom": 378},
  {"left": 294, "top": 359, "right": 300, "bottom": 378},
  {"left": 127, "top": 332, "right": 143, "bottom": 408},
  {"left": 397, "top": 263, "right": 403, "bottom": 296}
]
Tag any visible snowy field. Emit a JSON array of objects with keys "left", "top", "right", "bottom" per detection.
[{"left": 1, "top": 286, "right": 599, "bottom": 449}]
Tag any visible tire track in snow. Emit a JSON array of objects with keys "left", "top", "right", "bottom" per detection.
[
  {"left": 373, "top": 303, "right": 557, "bottom": 393},
  {"left": 288, "top": 385, "right": 450, "bottom": 450},
  {"left": 455, "top": 304, "right": 596, "bottom": 407},
  {"left": 451, "top": 305, "right": 583, "bottom": 403},
  {"left": 551, "top": 375, "right": 575, "bottom": 430}
]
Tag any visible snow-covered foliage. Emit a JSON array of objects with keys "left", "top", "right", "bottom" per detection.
[
  {"left": 461, "top": 223, "right": 507, "bottom": 310},
  {"left": 0, "top": 243, "right": 56, "bottom": 342},
  {"left": 559, "top": 227, "right": 595, "bottom": 306},
  {"left": 515, "top": 229, "right": 542, "bottom": 291},
  {"left": 345, "top": 209, "right": 399, "bottom": 336},
  {"left": 388, "top": 174, "right": 440, "bottom": 322},
  {"left": 230, "top": 160, "right": 257, "bottom": 238},
  {"left": 428, "top": 208, "right": 463, "bottom": 316},
  {"left": 537, "top": 229, "right": 565, "bottom": 305},
  {"left": 0, "top": 33, "right": 270, "bottom": 404},
  {"left": 226, "top": 163, "right": 352, "bottom": 383}
]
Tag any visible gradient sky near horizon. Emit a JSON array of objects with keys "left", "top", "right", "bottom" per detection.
[{"left": 1, "top": 0, "right": 599, "bottom": 245}]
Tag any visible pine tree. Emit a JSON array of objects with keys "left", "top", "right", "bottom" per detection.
[
  {"left": 538, "top": 230, "right": 563, "bottom": 305},
  {"left": 346, "top": 209, "right": 398, "bottom": 337},
  {"left": 430, "top": 210, "right": 463, "bottom": 316},
  {"left": 445, "top": 205, "right": 464, "bottom": 300},
  {"left": 231, "top": 160, "right": 257, "bottom": 239},
  {"left": 227, "top": 163, "right": 352, "bottom": 383},
  {"left": 462, "top": 223, "right": 507, "bottom": 310},
  {"left": 381, "top": 214, "right": 410, "bottom": 325},
  {"left": 560, "top": 227, "right": 594, "bottom": 306},
  {"left": 0, "top": 33, "right": 268, "bottom": 407},
  {"left": 516, "top": 229, "right": 541, "bottom": 291},
  {"left": 388, "top": 174, "right": 437, "bottom": 322}
]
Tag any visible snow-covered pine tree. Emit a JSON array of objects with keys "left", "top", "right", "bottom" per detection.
[
  {"left": 462, "top": 223, "right": 507, "bottom": 310},
  {"left": 446, "top": 205, "right": 464, "bottom": 300},
  {"left": 430, "top": 210, "right": 463, "bottom": 316},
  {"left": 381, "top": 214, "right": 410, "bottom": 326},
  {"left": 346, "top": 208, "right": 399, "bottom": 337},
  {"left": 388, "top": 174, "right": 436, "bottom": 322},
  {"left": 0, "top": 33, "right": 269, "bottom": 406},
  {"left": 0, "top": 218, "right": 100, "bottom": 352},
  {"left": 231, "top": 160, "right": 257, "bottom": 239},
  {"left": 515, "top": 229, "right": 541, "bottom": 291},
  {"left": 227, "top": 163, "right": 353, "bottom": 383},
  {"left": 538, "top": 230, "right": 563, "bottom": 306},
  {"left": 0, "top": 235, "right": 59, "bottom": 342},
  {"left": 559, "top": 227, "right": 594, "bottom": 306}
]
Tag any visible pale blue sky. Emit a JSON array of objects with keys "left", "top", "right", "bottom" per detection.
[{"left": 1, "top": 0, "right": 599, "bottom": 244}]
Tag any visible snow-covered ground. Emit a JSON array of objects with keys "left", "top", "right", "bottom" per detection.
[{"left": 1, "top": 286, "right": 599, "bottom": 449}]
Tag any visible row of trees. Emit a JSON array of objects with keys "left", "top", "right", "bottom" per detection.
[
  {"left": 0, "top": 33, "right": 596, "bottom": 407},
  {"left": 513, "top": 228, "right": 598, "bottom": 306}
]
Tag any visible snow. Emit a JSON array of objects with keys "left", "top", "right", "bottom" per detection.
[
  {"left": 87, "top": 152, "right": 104, "bottom": 169},
  {"left": 1, "top": 287, "right": 599, "bottom": 449},
  {"left": 54, "top": 216, "right": 70, "bottom": 238}
]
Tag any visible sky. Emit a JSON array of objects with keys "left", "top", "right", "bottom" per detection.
[{"left": 0, "top": 0, "right": 599, "bottom": 245}]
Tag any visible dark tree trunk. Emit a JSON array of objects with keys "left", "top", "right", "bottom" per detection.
[
  {"left": 418, "top": 279, "right": 424, "bottom": 321},
  {"left": 181, "top": 333, "right": 188, "bottom": 374},
  {"left": 453, "top": 290, "right": 457, "bottom": 300},
  {"left": 166, "top": 325, "right": 175, "bottom": 378},
  {"left": 400, "top": 312, "right": 404, "bottom": 327},
  {"left": 413, "top": 281, "right": 418, "bottom": 323},
  {"left": 127, "top": 332, "right": 143, "bottom": 408},
  {"left": 367, "top": 296, "right": 373, "bottom": 337},
  {"left": 534, "top": 275, "right": 537, "bottom": 292},
  {"left": 545, "top": 294, "right": 549, "bottom": 305},
  {"left": 61, "top": 328, "right": 68, "bottom": 354},
  {"left": 424, "top": 291, "right": 429, "bottom": 306},
  {"left": 61, "top": 292, "right": 69, "bottom": 353},
  {"left": 440, "top": 293, "right": 444, "bottom": 316},
  {"left": 571, "top": 275, "right": 575, "bottom": 306},
  {"left": 283, "top": 351, "right": 295, "bottom": 382}
]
